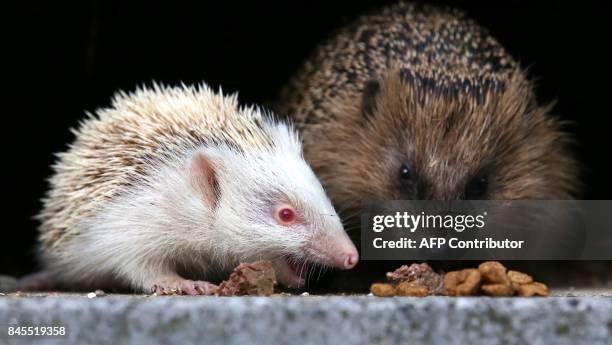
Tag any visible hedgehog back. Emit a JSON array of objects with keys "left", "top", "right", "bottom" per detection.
[{"left": 39, "top": 84, "right": 274, "bottom": 249}]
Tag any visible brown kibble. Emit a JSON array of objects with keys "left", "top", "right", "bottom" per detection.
[
  {"left": 516, "top": 282, "right": 549, "bottom": 297},
  {"left": 478, "top": 261, "right": 509, "bottom": 285},
  {"left": 477, "top": 262, "right": 516, "bottom": 296},
  {"left": 370, "top": 283, "right": 396, "bottom": 297},
  {"left": 444, "top": 269, "right": 481, "bottom": 296},
  {"left": 396, "top": 281, "right": 429, "bottom": 297},
  {"left": 481, "top": 283, "right": 514, "bottom": 296},
  {"left": 508, "top": 270, "right": 533, "bottom": 285},
  {"left": 507, "top": 270, "right": 534, "bottom": 291},
  {"left": 384, "top": 262, "right": 547, "bottom": 298},
  {"left": 217, "top": 260, "right": 277, "bottom": 296},
  {"left": 386, "top": 263, "right": 444, "bottom": 295}
]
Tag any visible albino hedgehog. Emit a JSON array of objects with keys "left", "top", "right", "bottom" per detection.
[{"left": 38, "top": 84, "right": 358, "bottom": 294}]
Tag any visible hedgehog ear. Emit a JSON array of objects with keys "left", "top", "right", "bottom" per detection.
[
  {"left": 189, "top": 152, "right": 220, "bottom": 208},
  {"left": 361, "top": 79, "right": 381, "bottom": 119}
]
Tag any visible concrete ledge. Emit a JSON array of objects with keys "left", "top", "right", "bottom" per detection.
[{"left": 1, "top": 296, "right": 611, "bottom": 345}]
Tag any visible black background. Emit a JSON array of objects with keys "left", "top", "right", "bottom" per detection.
[{"left": 4, "top": 1, "right": 611, "bottom": 277}]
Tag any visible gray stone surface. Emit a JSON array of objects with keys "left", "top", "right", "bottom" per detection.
[{"left": 0, "top": 295, "right": 611, "bottom": 345}]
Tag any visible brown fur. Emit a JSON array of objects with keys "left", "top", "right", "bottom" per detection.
[{"left": 276, "top": 3, "right": 578, "bottom": 232}]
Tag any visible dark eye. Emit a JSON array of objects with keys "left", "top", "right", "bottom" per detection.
[
  {"left": 399, "top": 164, "right": 412, "bottom": 180},
  {"left": 465, "top": 175, "right": 488, "bottom": 199}
]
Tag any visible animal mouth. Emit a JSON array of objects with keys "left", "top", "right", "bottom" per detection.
[
  {"left": 287, "top": 258, "right": 309, "bottom": 279},
  {"left": 271, "top": 257, "right": 310, "bottom": 288}
]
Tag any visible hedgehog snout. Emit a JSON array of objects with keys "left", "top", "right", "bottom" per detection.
[{"left": 307, "top": 226, "right": 359, "bottom": 270}]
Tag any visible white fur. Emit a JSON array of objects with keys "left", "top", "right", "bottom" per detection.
[{"left": 43, "top": 117, "right": 352, "bottom": 292}]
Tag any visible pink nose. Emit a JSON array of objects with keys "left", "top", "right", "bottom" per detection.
[{"left": 343, "top": 251, "right": 359, "bottom": 269}]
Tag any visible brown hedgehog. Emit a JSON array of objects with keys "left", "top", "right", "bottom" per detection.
[{"left": 276, "top": 3, "right": 578, "bottom": 234}]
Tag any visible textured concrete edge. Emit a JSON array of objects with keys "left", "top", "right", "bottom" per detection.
[{"left": 0, "top": 296, "right": 611, "bottom": 345}]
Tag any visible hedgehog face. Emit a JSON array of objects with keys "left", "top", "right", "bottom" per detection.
[
  {"left": 192, "top": 123, "right": 358, "bottom": 288},
  {"left": 303, "top": 69, "right": 577, "bottom": 228}
]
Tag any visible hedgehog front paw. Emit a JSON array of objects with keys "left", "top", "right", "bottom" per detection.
[{"left": 152, "top": 279, "right": 218, "bottom": 296}]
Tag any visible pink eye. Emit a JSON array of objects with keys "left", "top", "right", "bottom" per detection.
[{"left": 275, "top": 205, "right": 297, "bottom": 226}]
